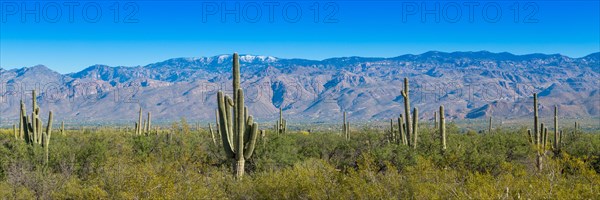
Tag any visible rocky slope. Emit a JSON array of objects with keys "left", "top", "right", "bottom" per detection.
[{"left": 0, "top": 51, "right": 598, "bottom": 123}]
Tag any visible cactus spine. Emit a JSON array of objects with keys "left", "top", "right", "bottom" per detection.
[
  {"left": 217, "top": 53, "right": 259, "bottom": 179},
  {"left": 440, "top": 105, "right": 446, "bottom": 151}
]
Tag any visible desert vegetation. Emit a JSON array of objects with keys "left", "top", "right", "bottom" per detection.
[{"left": 0, "top": 53, "right": 598, "bottom": 199}]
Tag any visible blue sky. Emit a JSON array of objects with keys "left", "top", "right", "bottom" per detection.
[{"left": 1, "top": 0, "right": 599, "bottom": 73}]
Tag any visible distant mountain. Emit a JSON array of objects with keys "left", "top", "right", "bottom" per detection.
[{"left": 1, "top": 51, "right": 598, "bottom": 124}]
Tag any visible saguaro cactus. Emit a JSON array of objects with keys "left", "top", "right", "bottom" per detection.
[
  {"left": 276, "top": 107, "right": 287, "bottom": 134},
  {"left": 389, "top": 119, "right": 395, "bottom": 143},
  {"left": 488, "top": 116, "right": 493, "bottom": 134},
  {"left": 412, "top": 108, "right": 418, "bottom": 149},
  {"left": 434, "top": 111, "right": 437, "bottom": 129},
  {"left": 342, "top": 111, "right": 349, "bottom": 140},
  {"left": 534, "top": 93, "right": 539, "bottom": 145},
  {"left": 533, "top": 93, "right": 543, "bottom": 171},
  {"left": 61, "top": 121, "right": 65, "bottom": 136},
  {"left": 19, "top": 100, "right": 24, "bottom": 140},
  {"left": 13, "top": 124, "right": 17, "bottom": 139},
  {"left": 136, "top": 107, "right": 143, "bottom": 135},
  {"left": 401, "top": 78, "right": 420, "bottom": 148},
  {"left": 146, "top": 112, "right": 152, "bottom": 134},
  {"left": 217, "top": 53, "right": 260, "bottom": 178},
  {"left": 43, "top": 111, "right": 53, "bottom": 164},
  {"left": 440, "top": 105, "right": 446, "bottom": 151},
  {"left": 401, "top": 78, "right": 412, "bottom": 147},
  {"left": 553, "top": 105, "right": 560, "bottom": 153},
  {"left": 209, "top": 123, "right": 217, "bottom": 146}
]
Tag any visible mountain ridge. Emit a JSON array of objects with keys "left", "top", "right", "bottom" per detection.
[{"left": 0, "top": 51, "right": 598, "bottom": 123}]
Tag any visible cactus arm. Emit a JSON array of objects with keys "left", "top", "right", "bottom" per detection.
[
  {"left": 217, "top": 91, "right": 235, "bottom": 158},
  {"left": 243, "top": 116, "right": 254, "bottom": 145},
  {"left": 46, "top": 111, "right": 53, "bottom": 142},
  {"left": 244, "top": 122, "right": 259, "bottom": 160},
  {"left": 20, "top": 100, "right": 26, "bottom": 140},
  {"left": 226, "top": 95, "right": 234, "bottom": 143}
]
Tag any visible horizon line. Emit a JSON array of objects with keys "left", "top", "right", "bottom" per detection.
[{"left": 1, "top": 50, "right": 598, "bottom": 73}]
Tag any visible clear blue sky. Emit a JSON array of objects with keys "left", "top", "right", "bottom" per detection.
[{"left": 1, "top": 0, "right": 599, "bottom": 73}]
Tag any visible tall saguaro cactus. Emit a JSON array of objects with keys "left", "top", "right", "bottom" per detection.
[
  {"left": 401, "top": 77, "right": 419, "bottom": 148},
  {"left": 276, "top": 107, "right": 287, "bottom": 134},
  {"left": 488, "top": 116, "right": 493, "bottom": 134},
  {"left": 553, "top": 105, "right": 560, "bottom": 153},
  {"left": 534, "top": 93, "right": 539, "bottom": 146},
  {"left": 401, "top": 78, "right": 412, "bottom": 147},
  {"left": 532, "top": 93, "right": 543, "bottom": 171},
  {"left": 217, "top": 53, "right": 260, "bottom": 178},
  {"left": 440, "top": 105, "right": 446, "bottom": 151},
  {"left": 44, "top": 111, "right": 53, "bottom": 164},
  {"left": 412, "top": 108, "right": 419, "bottom": 149},
  {"left": 137, "top": 107, "right": 143, "bottom": 135},
  {"left": 342, "top": 111, "right": 349, "bottom": 140}
]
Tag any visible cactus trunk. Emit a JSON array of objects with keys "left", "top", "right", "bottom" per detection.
[
  {"left": 147, "top": 112, "right": 152, "bottom": 134},
  {"left": 209, "top": 123, "right": 217, "bottom": 146},
  {"left": 412, "top": 108, "right": 418, "bottom": 149},
  {"left": 402, "top": 78, "right": 412, "bottom": 147},
  {"left": 137, "top": 107, "right": 143, "bottom": 135},
  {"left": 533, "top": 93, "right": 539, "bottom": 146},
  {"left": 488, "top": 116, "right": 492, "bottom": 134},
  {"left": 440, "top": 106, "right": 446, "bottom": 151},
  {"left": 553, "top": 105, "right": 559, "bottom": 153},
  {"left": 19, "top": 100, "right": 24, "bottom": 140}
]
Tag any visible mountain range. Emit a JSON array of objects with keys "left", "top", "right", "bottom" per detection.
[{"left": 0, "top": 51, "right": 598, "bottom": 125}]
